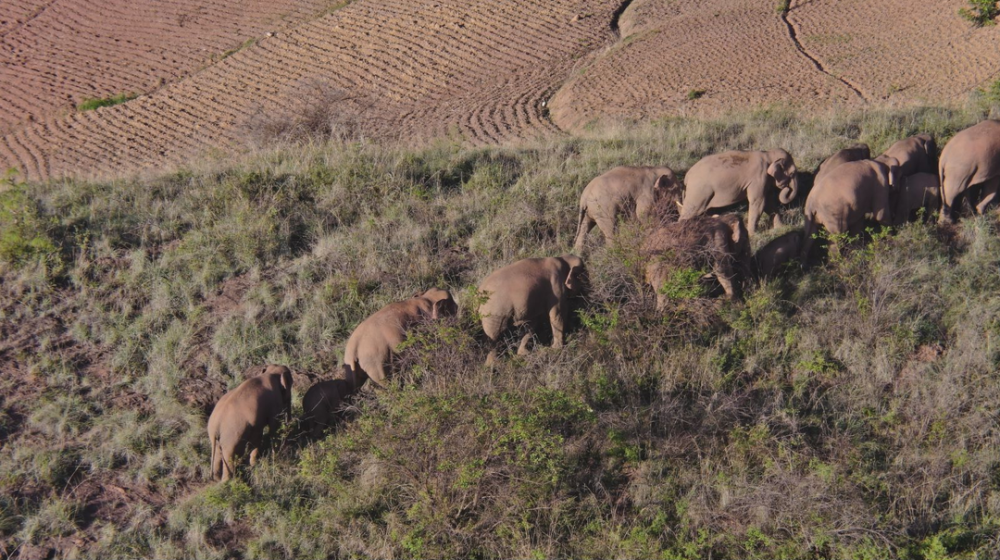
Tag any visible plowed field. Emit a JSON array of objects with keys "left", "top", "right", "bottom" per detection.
[{"left": 0, "top": 0, "right": 997, "bottom": 180}]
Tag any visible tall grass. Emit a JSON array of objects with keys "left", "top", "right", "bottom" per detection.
[{"left": 2, "top": 105, "right": 1000, "bottom": 558}]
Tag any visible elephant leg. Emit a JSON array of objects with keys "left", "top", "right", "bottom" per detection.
[
  {"left": 246, "top": 430, "right": 262, "bottom": 467},
  {"left": 772, "top": 213, "right": 784, "bottom": 229},
  {"left": 977, "top": 177, "right": 1000, "bottom": 215},
  {"left": 713, "top": 261, "right": 739, "bottom": 300},
  {"left": 573, "top": 212, "right": 595, "bottom": 253},
  {"left": 747, "top": 196, "right": 765, "bottom": 236},
  {"left": 516, "top": 333, "right": 534, "bottom": 356},
  {"left": 358, "top": 354, "right": 389, "bottom": 388},
  {"left": 549, "top": 304, "right": 567, "bottom": 349},
  {"left": 594, "top": 214, "right": 616, "bottom": 245}
]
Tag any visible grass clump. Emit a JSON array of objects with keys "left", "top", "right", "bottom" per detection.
[
  {"left": 686, "top": 89, "right": 706, "bottom": 100},
  {"left": 76, "top": 92, "right": 137, "bottom": 112},
  {"left": 959, "top": 0, "right": 999, "bottom": 25}
]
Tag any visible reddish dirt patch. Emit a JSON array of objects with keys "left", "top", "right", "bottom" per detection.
[
  {"left": 0, "top": 0, "right": 329, "bottom": 136},
  {"left": 789, "top": 0, "right": 1000, "bottom": 104},
  {"left": 0, "top": 0, "right": 619, "bottom": 180}
]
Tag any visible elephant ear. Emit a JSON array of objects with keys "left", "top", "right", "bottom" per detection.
[
  {"left": 655, "top": 173, "right": 675, "bottom": 192},
  {"left": 431, "top": 298, "right": 455, "bottom": 320},
  {"left": 565, "top": 264, "right": 584, "bottom": 292},
  {"left": 767, "top": 159, "right": 789, "bottom": 185}
]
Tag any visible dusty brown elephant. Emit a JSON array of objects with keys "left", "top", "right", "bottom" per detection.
[
  {"left": 573, "top": 166, "right": 680, "bottom": 251},
  {"left": 343, "top": 288, "right": 458, "bottom": 389},
  {"left": 680, "top": 149, "right": 799, "bottom": 236},
  {"left": 752, "top": 230, "right": 803, "bottom": 279},
  {"left": 815, "top": 144, "right": 871, "bottom": 179},
  {"left": 877, "top": 134, "right": 937, "bottom": 177},
  {"left": 207, "top": 364, "right": 293, "bottom": 482},
  {"left": 800, "top": 158, "right": 901, "bottom": 261},
  {"left": 893, "top": 172, "right": 940, "bottom": 225},
  {"left": 642, "top": 214, "right": 751, "bottom": 307},
  {"left": 478, "top": 255, "right": 587, "bottom": 364},
  {"left": 301, "top": 368, "right": 354, "bottom": 438},
  {"left": 938, "top": 120, "right": 1000, "bottom": 223}
]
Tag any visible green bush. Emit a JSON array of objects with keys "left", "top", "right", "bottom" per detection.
[
  {"left": 0, "top": 177, "right": 60, "bottom": 270},
  {"left": 76, "top": 92, "right": 137, "bottom": 112},
  {"left": 959, "top": 0, "right": 999, "bottom": 25}
]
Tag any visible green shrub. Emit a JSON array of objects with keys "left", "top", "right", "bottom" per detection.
[
  {"left": 76, "top": 92, "right": 137, "bottom": 112},
  {"left": 959, "top": 0, "right": 999, "bottom": 25},
  {"left": 0, "top": 177, "right": 60, "bottom": 270}
]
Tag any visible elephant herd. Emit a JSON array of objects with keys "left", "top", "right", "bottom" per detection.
[{"left": 206, "top": 119, "right": 1000, "bottom": 482}]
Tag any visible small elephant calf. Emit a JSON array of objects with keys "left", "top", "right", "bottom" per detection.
[
  {"left": 301, "top": 367, "right": 355, "bottom": 439},
  {"left": 642, "top": 214, "right": 751, "bottom": 308},
  {"left": 752, "top": 230, "right": 803, "bottom": 279},
  {"left": 343, "top": 288, "right": 458, "bottom": 389},
  {"left": 207, "top": 364, "right": 293, "bottom": 482},
  {"left": 893, "top": 172, "right": 940, "bottom": 225}
]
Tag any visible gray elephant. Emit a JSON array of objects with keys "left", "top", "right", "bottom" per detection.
[
  {"left": 207, "top": 364, "right": 293, "bottom": 482},
  {"left": 301, "top": 369, "right": 354, "bottom": 438},
  {"left": 680, "top": 149, "right": 799, "bottom": 236},
  {"left": 893, "top": 172, "right": 940, "bottom": 225},
  {"left": 344, "top": 288, "right": 458, "bottom": 389},
  {"left": 877, "top": 133, "right": 936, "bottom": 177},
  {"left": 815, "top": 144, "right": 871, "bottom": 179},
  {"left": 478, "top": 255, "right": 587, "bottom": 364},
  {"left": 573, "top": 166, "right": 680, "bottom": 251},
  {"left": 939, "top": 120, "right": 1000, "bottom": 223},
  {"left": 752, "top": 230, "right": 803, "bottom": 279},
  {"left": 801, "top": 158, "right": 901, "bottom": 261},
  {"left": 642, "top": 214, "right": 751, "bottom": 307}
]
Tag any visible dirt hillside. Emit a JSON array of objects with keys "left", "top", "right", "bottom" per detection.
[{"left": 0, "top": 0, "right": 997, "bottom": 180}]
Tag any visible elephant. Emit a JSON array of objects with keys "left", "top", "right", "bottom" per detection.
[
  {"left": 938, "top": 120, "right": 1000, "bottom": 223},
  {"left": 642, "top": 214, "right": 751, "bottom": 307},
  {"left": 478, "top": 254, "right": 587, "bottom": 364},
  {"left": 893, "top": 172, "right": 940, "bottom": 225},
  {"left": 207, "top": 364, "right": 293, "bottom": 482},
  {"left": 752, "top": 230, "right": 803, "bottom": 279},
  {"left": 877, "top": 133, "right": 937, "bottom": 177},
  {"left": 301, "top": 369, "right": 354, "bottom": 438},
  {"left": 679, "top": 149, "right": 799, "bottom": 236},
  {"left": 343, "top": 288, "right": 458, "bottom": 389},
  {"left": 573, "top": 166, "right": 681, "bottom": 251},
  {"left": 815, "top": 144, "right": 871, "bottom": 179},
  {"left": 800, "top": 158, "right": 902, "bottom": 261}
]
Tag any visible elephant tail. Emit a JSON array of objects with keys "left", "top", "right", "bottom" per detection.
[
  {"left": 572, "top": 205, "right": 589, "bottom": 252},
  {"left": 210, "top": 434, "right": 223, "bottom": 481}
]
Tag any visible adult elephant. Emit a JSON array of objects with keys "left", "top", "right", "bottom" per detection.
[
  {"left": 815, "top": 144, "right": 871, "bottom": 180},
  {"left": 877, "top": 134, "right": 936, "bottom": 177},
  {"left": 478, "top": 255, "right": 586, "bottom": 364},
  {"left": 800, "top": 158, "right": 901, "bottom": 261},
  {"left": 344, "top": 288, "right": 458, "bottom": 389},
  {"left": 207, "top": 364, "right": 293, "bottom": 482},
  {"left": 573, "top": 166, "right": 680, "bottom": 251},
  {"left": 938, "top": 120, "right": 1000, "bottom": 223},
  {"left": 642, "top": 214, "right": 751, "bottom": 306},
  {"left": 680, "top": 149, "right": 799, "bottom": 236}
]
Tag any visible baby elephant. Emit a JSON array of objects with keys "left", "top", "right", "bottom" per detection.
[
  {"left": 893, "top": 172, "right": 940, "bottom": 225},
  {"left": 301, "top": 367, "right": 354, "bottom": 439},
  {"left": 478, "top": 255, "right": 587, "bottom": 364},
  {"left": 344, "top": 288, "right": 458, "bottom": 389},
  {"left": 642, "top": 214, "right": 751, "bottom": 308},
  {"left": 573, "top": 166, "right": 680, "bottom": 252},
  {"left": 752, "top": 230, "right": 803, "bottom": 279},
  {"left": 815, "top": 144, "right": 871, "bottom": 180},
  {"left": 207, "top": 364, "right": 293, "bottom": 482}
]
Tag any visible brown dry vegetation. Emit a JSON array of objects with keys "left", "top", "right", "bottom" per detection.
[{"left": 3, "top": 106, "right": 1000, "bottom": 558}]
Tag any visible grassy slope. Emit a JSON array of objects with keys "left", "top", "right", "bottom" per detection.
[{"left": 3, "top": 105, "right": 1000, "bottom": 558}]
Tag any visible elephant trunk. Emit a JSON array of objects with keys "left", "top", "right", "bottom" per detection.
[{"left": 778, "top": 175, "right": 799, "bottom": 204}]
